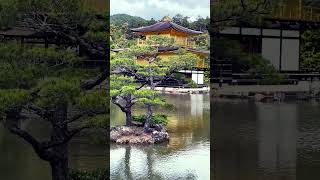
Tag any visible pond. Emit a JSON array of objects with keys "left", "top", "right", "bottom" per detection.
[
  {"left": 110, "top": 94, "right": 210, "bottom": 180},
  {"left": 213, "top": 98, "right": 320, "bottom": 180}
]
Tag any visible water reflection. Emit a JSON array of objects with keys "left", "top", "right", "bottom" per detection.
[
  {"left": 212, "top": 100, "right": 298, "bottom": 180},
  {"left": 296, "top": 101, "right": 320, "bottom": 179},
  {"left": 257, "top": 104, "right": 296, "bottom": 178},
  {"left": 213, "top": 99, "right": 320, "bottom": 180},
  {"left": 110, "top": 94, "right": 210, "bottom": 180}
]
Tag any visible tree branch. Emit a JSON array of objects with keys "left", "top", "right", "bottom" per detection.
[
  {"left": 8, "top": 126, "right": 49, "bottom": 159},
  {"left": 64, "top": 109, "right": 107, "bottom": 126},
  {"left": 80, "top": 69, "right": 108, "bottom": 90},
  {"left": 111, "top": 97, "right": 127, "bottom": 112}
]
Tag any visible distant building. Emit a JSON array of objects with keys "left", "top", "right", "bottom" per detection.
[{"left": 213, "top": 0, "right": 320, "bottom": 83}]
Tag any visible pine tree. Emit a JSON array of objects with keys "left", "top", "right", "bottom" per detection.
[{"left": 111, "top": 36, "right": 199, "bottom": 130}]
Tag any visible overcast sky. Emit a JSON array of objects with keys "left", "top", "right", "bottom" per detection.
[{"left": 110, "top": 0, "right": 210, "bottom": 21}]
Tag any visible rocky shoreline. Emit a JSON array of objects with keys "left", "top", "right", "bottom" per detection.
[
  {"left": 143, "top": 86, "right": 210, "bottom": 94},
  {"left": 110, "top": 125, "right": 169, "bottom": 144},
  {"left": 211, "top": 82, "right": 320, "bottom": 101}
]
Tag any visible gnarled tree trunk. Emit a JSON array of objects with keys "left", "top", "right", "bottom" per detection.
[
  {"left": 50, "top": 103, "right": 69, "bottom": 180},
  {"left": 144, "top": 72, "right": 155, "bottom": 131},
  {"left": 144, "top": 104, "right": 153, "bottom": 131},
  {"left": 125, "top": 108, "right": 133, "bottom": 126},
  {"left": 50, "top": 157, "right": 69, "bottom": 180}
]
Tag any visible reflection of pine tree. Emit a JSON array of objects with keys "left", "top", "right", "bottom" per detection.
[{"left": 124, "top": 146, "right": 133, "bottom": 180}]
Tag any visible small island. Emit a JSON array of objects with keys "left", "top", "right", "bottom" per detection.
[{"left": 110, "top": 124, "right": 169, "bottom": 144}]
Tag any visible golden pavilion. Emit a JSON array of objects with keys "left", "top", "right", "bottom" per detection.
[{"left": 130, "top": 16, "right": 209, "bottom": 85}]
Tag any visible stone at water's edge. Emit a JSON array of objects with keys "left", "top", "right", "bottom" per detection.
[{"left": 110, "top": 125, "right": 169, "bottom": 144}]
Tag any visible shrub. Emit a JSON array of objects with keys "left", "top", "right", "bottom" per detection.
[
  {"left": 187, "top": 81, "right": 198, "bottom": 88},
  {"left": 133, "top": 114, "right": 169, "bottom": 126}
]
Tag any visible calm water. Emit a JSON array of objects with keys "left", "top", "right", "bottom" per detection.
[
  {"left": 0, "top": 119, "right": 108, "bottom": 180},
  {"left": 213, "top": 99, "right": 320, "bottom": 180},
  {"left": 110, "top": 94, "right": 210, "bottom": 180}
]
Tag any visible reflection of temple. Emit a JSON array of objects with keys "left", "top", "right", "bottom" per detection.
[{"left": 190, "top": 94, "right": 204, "bottom": 117}]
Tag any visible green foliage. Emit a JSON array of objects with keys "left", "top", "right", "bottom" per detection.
[
  {"left": 0, "top": 42, "right": 106, "bottom": 115},
  {"left": 110, "top": 75, "right": 136, "bottom": 93},
  {"left": 0, "top": 0, "right": 95, "bottom": 29},
  {"left": 190, "top": 34, "right": 210, "bottom": 50},
  {"left": 0, "top": 89, "right": 30, "bottom": 115},
  {"left": 301, "top": 30, "right": 320, "bottom": 71},
  {"left": 85, "top": 114, "right": 109, "bottom": 129},
  {"left": 0, "top": 43, "right": 82, "bottom": 89},
  {"left": 110, "top": 57, "right": 136, "bottom": 70},
  {"left": 83, "top": 19, "right": 108, "bottom": 43},
  {"left": 301, "top": 53, "right": 320, "bottom": 72},
  {"left": 133, "top": 114, "right": 169, "bottom": 125},
  {"left": 88, "top": 19, "right": 108, "bottom": 32},
  {"left": 0, "top": 0, "right": 19, "bottom": 29},
  {"left": 172, "top": 14, "right": 210, "bottom": 31},
  {"left": 69, "top": 169, "right": 108, "bottom": 180},
  {"left": 36, "top": 78, "right": 81, "bottom": 108},
  {"left": 213, "top": 38, "right": 283, "bottom": 84},
  {"left": 212, "top": 0, "right": 277, "bottom": 26},
  {"left": 76, "top": 90, "right": 108, "bottom": 111},
  {"left": 165, "top": 51, "right": 199, "bottom": 70},
  {"left": 145, "top": 36, "right": 175, "bottom": 47},
  {"left": 83, "top": 31, "right": 108, "bottom": 43},
  {"left": 110, "top": 23, "right": 136, "bottom": 49},
  {"left": 188, "top": 81, "right": 198, "bottom": 88},
  {"left": 110, "top": 14, "right": 149, "bottom": 28}
]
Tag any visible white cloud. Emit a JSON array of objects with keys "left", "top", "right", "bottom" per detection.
[{"left": 110, "top": 0, "right": 210, "bottom": 21}]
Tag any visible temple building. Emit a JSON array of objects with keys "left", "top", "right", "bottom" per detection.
[{"left": 131, "top": 16, "right": 209, "bottom": 85}]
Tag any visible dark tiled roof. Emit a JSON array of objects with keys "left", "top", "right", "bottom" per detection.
[
  {"left": 0, "top": 27, "right": 37, "bottom": 36},
  {"left": 158, "top": 46, "right": 179, "bottom": 52},
  {"left": 131, "top": 21, "right": 203, "bottom": 35}
]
